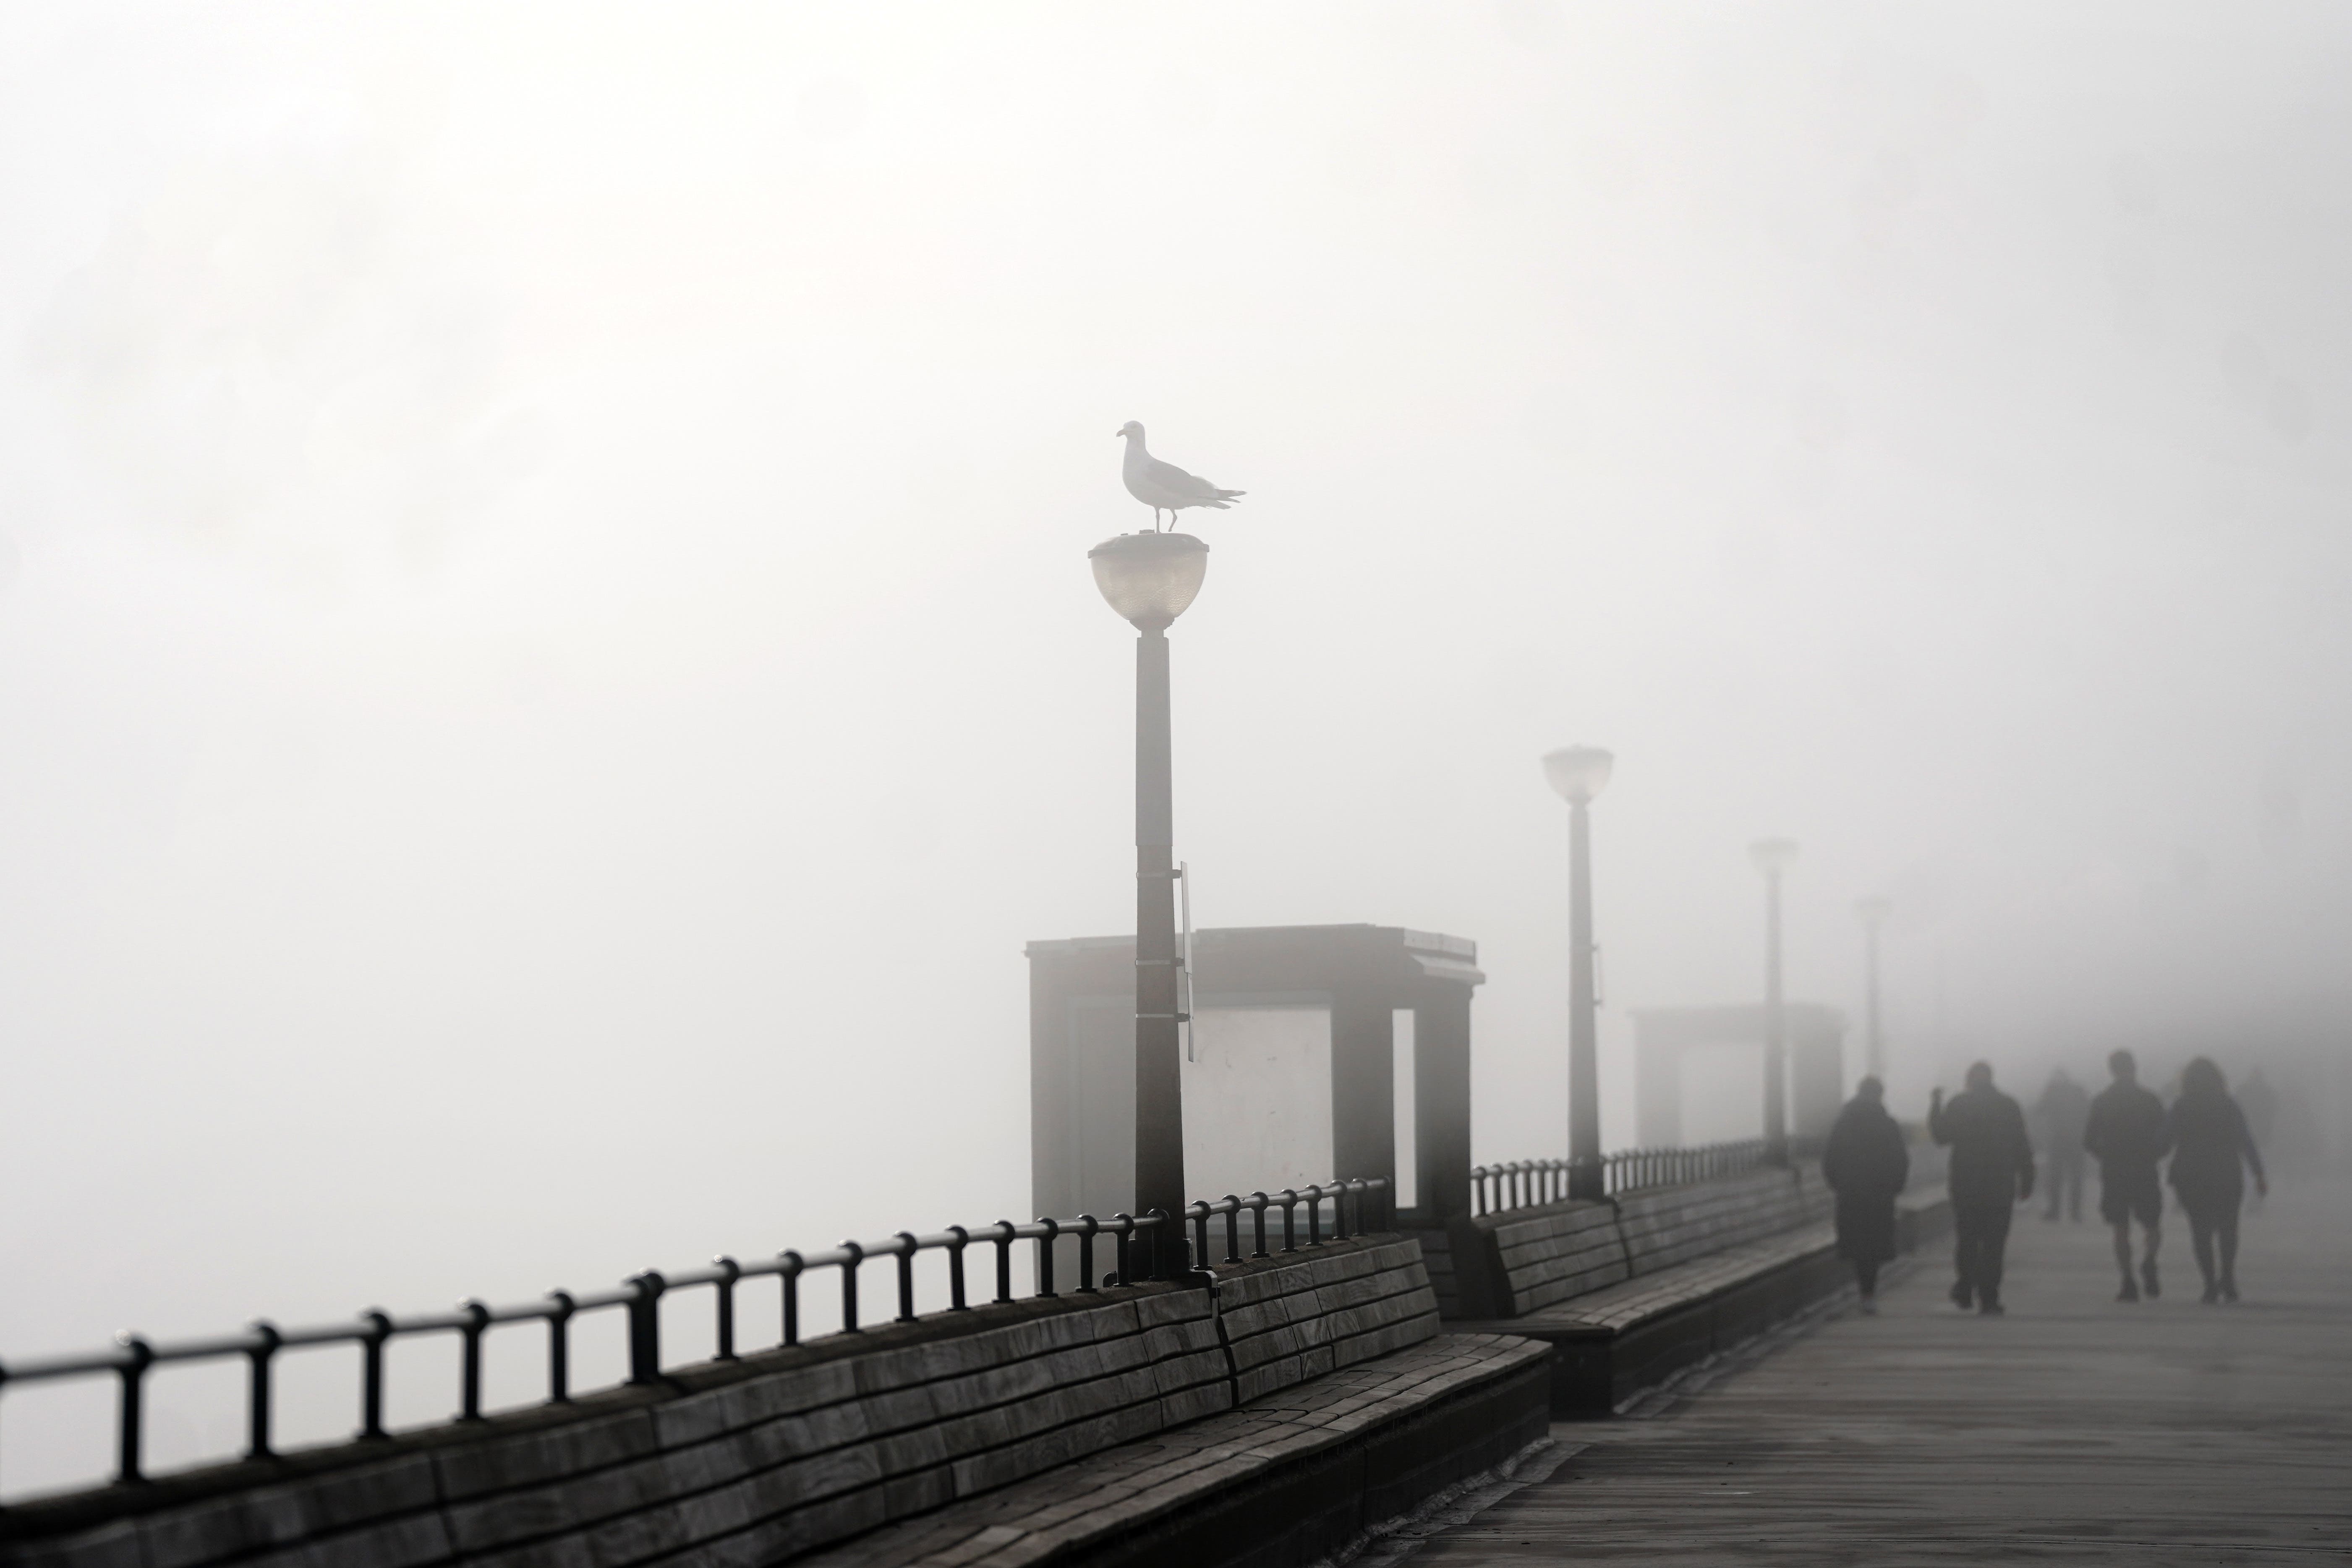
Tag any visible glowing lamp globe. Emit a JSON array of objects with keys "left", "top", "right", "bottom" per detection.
[
  {"left": 1749, "top": 838, "right": 1800, "bottom": 876},
  {"left": 1542, "top": 745, "right": 1614, "bottom": 805},
  {"left": 1088, "top": 531, "right": 1210, "bottom": 630}
]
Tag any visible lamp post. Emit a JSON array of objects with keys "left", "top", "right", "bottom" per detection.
[
  {"left": 1542, "top": 746, "right": 1613, "bottom": 1201},
  {"left": 1855, "top": 897, "right": 1890, "bottom": 1082},
  {"left": 1749, "top": 838, "right": 1799, "bottom": 1164},
  {"left": 1089, "top": 528, "right": 1211, "bottom": 1279}
]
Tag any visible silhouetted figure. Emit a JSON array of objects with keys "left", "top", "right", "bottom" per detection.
[
  {"left": 1929, "top": 1062, "right": 2035, "bottom": 1315},
  {"left": 2167, "top": 1057, "right": 2268, "bottom": 1304},
  {"left": 1823, "top": 1075, "right": 1910, "bottom": 1314},
  {"left": 2084, "top": 1048, "right": 2172, "bottom": 1301},
  {"left": 2033, "top": 1067, "right": 2091, "bottom": 1223}
]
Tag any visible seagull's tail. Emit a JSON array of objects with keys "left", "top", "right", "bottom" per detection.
[{"left": 1212, "top": 489, "right": 1245, "bottom": 504}]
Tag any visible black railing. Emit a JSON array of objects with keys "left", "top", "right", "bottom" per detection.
[
  {"left": 1186, "top": 1179, "right": 1395, "bottom": 1266},
  {"left": 0, "top": 1177, "right": 1389, "bottom": 1495},
  {"left": 1470, "top": 1139, "right": 1771, "bottom": 1217}
]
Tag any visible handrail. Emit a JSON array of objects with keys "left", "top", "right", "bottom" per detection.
[
  {"left": 1468, "top": 1140, "right": 1772, "bottom": 1217},
  {"left": 0, "top": 1176, "right": 1390, "bottom": 1494}
]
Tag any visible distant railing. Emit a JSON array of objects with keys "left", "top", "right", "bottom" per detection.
[
  {"left": 0, "top": 1178, "right": 1390, "bottom": 1495},
  {"left": 1470, "top": 1139, "right": 1771, "bottom": 1217}
]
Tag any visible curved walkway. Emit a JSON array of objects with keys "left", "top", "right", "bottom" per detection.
[{"left": 1406, "top": 1181, "right": 2352, "bottom": 1565}]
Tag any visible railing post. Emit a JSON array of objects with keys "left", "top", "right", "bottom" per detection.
[
  {"left": 360, "top": 1309, "right": 393, "bottom": 1434},
  {"left": 1222, "top": 1196, "right": 1242, "bottom": 1265},
  {"left": 946, "top": 1226, "right": 970, "bottom": 1309},
  {"left": 627, "top": 1271, "right": 666, "bottom": 1383},
  {"left": 1145, "top": 1210, "right": 1171, "bottom": 1278},
  {"left": 1189, "top": 1202, "right": 1210, "bottom": 1265},
  {"left": 544, "top": 1293, "right": 573, "bottom": 1403},
  {"left": 1033, "top": 1218, "right": 1058, "bottom": 1297},
  {"left": 894, "top": 1233, "right": 919, "bottom": 1323},
  {"left": 713, "top": 1257, "right": 742, "bottom": 1358},
  {"left": 246, "top": 1320, "right": 281, "bottom": 1459},
  {"left": 778, "top": 1252, "right": 804, "bottom": 1346},
  {"left": 1249, "top": 1193, "right": 1270, "bottom": 1259},
  {"left": 1112, "top": 1214, "right": 1134, "bottom": 1286},
  {"left": 839, "top": 1242, "right": 865, "bottom": 1332},
  {"left": 1075, "top": 1216, "right": 1100, "bottom": 1294},
  {"left": 456, "top": 1300, "right": 489, "bottom": 1421},
  {"left": 993, "top": 1222, "right": 1016, "bottom": 1303},
  {"left": 1306, "top": 1184, "right": 1324, "bottom": 1247},
  {"left": 115, "top": 1333, "right": 152, "bottom": 1486}
]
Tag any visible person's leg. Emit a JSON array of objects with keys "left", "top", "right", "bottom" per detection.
[
  {"left": 1952, "top": 1206, "right": 1980, "bottom": 1306},
  {"left": 1855, "top": 1257, "right": 1879, "bottom": 1309},
  {"left": 2218, "top": 1202, "right": 2241, "bottom": 1300},
  {"left": 2141, "top": 1200, "right": 2163, "bottom": 1298},
  {"left": 1978, "top": 1202, "right": 2014, "bottom": 1312},
  {"left": 2110, "top": 1219, "right": 2138, "bottom": 1299}
]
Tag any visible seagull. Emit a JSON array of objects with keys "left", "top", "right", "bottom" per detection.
[{"left": 1116, "top": 422, "right": 1244, "bottom": 531}]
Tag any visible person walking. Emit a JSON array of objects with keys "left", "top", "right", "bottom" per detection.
[
  {"left": 2084, "top": 1048, "right": 2172, "bottom": 1301},
  {"left": 2167, "top": 1057, "right": 2268, "bottom": 1304},
  {"left": 1929, "top": 1062, "right": 2035, "bottom": 1315},
  {"left": 1822, "top": 1075, "right": 1910, "bottom": 1314},
  {"left": 2033, "top": 1067, "right": 2092, "bottom": 1223}
]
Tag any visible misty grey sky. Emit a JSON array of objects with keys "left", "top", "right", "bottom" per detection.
[{"left": 2, "top": 0, "right": 2348, "bottom": 1456}]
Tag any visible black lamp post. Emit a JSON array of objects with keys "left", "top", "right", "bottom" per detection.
[
  {"left": 1750, "top": 838, "right": 1798, "bottom": 1164},
  {"left": 1089, "top": 529, "right": 1210, "bottom": 1278},
  {"left": 1856, "top": 896, "right": 1890, "bottom": 1082},
  {"left": 1543, "top": 745, "right": 1613, "bottom": 1201}
]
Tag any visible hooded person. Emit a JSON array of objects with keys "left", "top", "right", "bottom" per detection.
[
  {"left": 1821, "top": 1075, "right": 1910, "bottom": 1313},
  {"left": 1928, "top": 1061, "right": 2036, "bottom": 1315}
]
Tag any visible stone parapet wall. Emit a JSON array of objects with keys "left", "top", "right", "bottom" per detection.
[
  {"left": 1, "top": 1238, "right": 1440, "bottom": 1568},
  {"left": 1440, "top": 1164, "right": 1834, "bottom": 1322}
]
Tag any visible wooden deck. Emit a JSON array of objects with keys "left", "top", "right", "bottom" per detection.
[{"left": 1409, "top": 1181, "right": 2352, "bottom": 1565}]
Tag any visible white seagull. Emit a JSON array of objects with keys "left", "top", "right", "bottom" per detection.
[{"left": 1116, "top": 422, "right": 1244, "bottom": 531}]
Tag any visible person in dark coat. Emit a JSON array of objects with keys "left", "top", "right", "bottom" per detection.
[
  {"left": 1929, "top": 1061, "right": 2035, "bottom": 1315},
  {"left": 1821, "top": 1075, "right": 1909, "bottom": 1314},
  {"left": 2083, "top": 1048, "right": 2172, "bottom": 1301},
  {"left": 2166, "top": 1057, "right": 2268, "bottom": 1304},
  {"left": 2032, "top": 1067, "right": 2091, "bottom": 1223}
]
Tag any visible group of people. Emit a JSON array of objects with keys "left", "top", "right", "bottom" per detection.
[{"left": 1821, "top": 1050, "right": 2268, "bottom": 1315}]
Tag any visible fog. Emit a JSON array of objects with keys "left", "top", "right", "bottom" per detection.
[{"left": 3, "top": 1, "right": 2349, "bottom": 1492}]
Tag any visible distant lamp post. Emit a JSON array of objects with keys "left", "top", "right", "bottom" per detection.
[
  {"left": 1089, "top": 529, "right": 1211, "bottom": 1278},
  {"left": 1748, "top": 838, "right": 1800, "bottom": 1164},
  {"left": 1855, "top": 897, "right": 1892, "bottom": 1082},
  {"left": 1542, "top": 746, "right": 1614, "bottom": 1201}
]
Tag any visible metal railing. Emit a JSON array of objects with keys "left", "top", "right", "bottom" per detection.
[
  {"left": 0, "top": 1177, "right": 1388, "bottom": 1496},
  {"left": 1470, "top": 1139, "right": 1771, "bottom": 1217}
]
